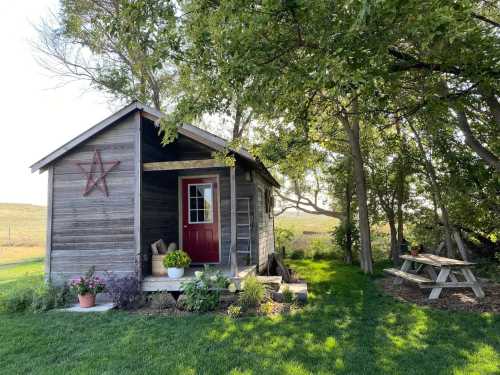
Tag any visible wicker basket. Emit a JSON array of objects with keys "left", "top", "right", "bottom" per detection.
[{"left": 152, "top": 254, "right": 167, "bottom": 276}]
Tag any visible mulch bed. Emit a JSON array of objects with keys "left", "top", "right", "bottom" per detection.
[
  {"left": 130, "top": 293, "right": 301, "bottom": 317},
  {"left": 378, "top": 276, "right": 500, "bottom": 314}
]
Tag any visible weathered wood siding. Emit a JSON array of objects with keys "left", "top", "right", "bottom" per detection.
[
  {"left": 254, "top": 173, "right": 275, "bottom": 271},
  {"left": 49, "top": 112, "right": 139, "bottom": 283}
]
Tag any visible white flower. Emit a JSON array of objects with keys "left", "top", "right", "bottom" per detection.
[
  {"left": 228, "top": 283, "right": 237, "bottom": 293},
  {"left": 210, "top": 275, "right": 217, "bottom": 282},
  {"left": 194, "top": 271, "right": 203, "bottom": 279}
]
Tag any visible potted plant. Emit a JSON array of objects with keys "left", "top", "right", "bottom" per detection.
[
  {"left": 163, "top": 250, "right": 191, "bottom": 278},
  {"left": 410, "top": 246, "right": 419, "bottom": 257},
  {"left": 70, "top": 267, "right": 106, "bottom": 308}
]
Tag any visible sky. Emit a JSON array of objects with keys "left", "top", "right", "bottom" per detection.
[{"left": 0, "top": 1, "right": 115, "bottom": 206}]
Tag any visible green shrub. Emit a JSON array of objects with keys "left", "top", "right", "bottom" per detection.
[
  {"left": 289, "top": 250, "right": 304, "bottom": 260},
  {"left": 227, "top": 304, "right": 242, "bottom": 319},
  {"left": 282, "top": 286, "right": 295, "bottom": 304},
  {"left": 0, "top": 288, "right": 34, "bottom": 313},
  {"left": 239, "top": 275, "right": 265, "bottom": 308},
  {"left": 0, "top": 283, "right": 73, "bottom": 313},
  {"left": 31, "top": 283, "right": 73, "bottom": 312},
  {"left": 275, "top": 227, "right": 295, "bottom": 253},
  {"left": 163, "top": 250, "right": 191, "bottom": 268},
  {"left": 181, "top": 265, "right": 229, "bottom": 312},
  {"left": 260, "top": 301, "right": 274, "bottom": 316}
]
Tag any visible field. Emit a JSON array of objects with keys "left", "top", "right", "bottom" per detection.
[
  {"left": 275, "top": 212, "right": 391, "bottom": 260},
  {"left": 0, "top": 203, "right": 45, "bottom": 266}
]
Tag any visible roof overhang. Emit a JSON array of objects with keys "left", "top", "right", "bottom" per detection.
[{"left": 30, "top": 101, "right": 280, "bottom": 188}]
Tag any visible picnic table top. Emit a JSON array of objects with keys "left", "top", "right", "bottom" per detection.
[{"left": 400, "top": 253, "right": 475, "bottom": 268}]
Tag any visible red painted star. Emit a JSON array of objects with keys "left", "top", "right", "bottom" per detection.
[{"left": 75, "top": 150, "right": 120, "bottom": 196}]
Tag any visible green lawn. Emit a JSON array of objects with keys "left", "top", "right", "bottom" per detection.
[{"left": 0, "top": 259, "right": 498, "bottom": 375}]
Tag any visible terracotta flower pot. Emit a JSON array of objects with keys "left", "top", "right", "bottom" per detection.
[
  {"left": 78, "top": 293, "right": 96, "bottom": 308},
  {"left": 410, "top": 249, "right": 419, "bottom": 257}
]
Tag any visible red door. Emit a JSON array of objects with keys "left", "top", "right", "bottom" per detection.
[{"left": 182, "top": 177, "right": 219, "bottom": 263}]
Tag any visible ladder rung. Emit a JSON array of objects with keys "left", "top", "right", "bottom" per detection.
[
  {"left": 237, "top": 223, "right": 250, "bottom": 226},
  {"left": 237, "top": 237, "right": 250, "bottom": 240},
  {"left": 236, "top": 211, "right": 249, "bottom": 214},
  {"left": 237, "top": 250, "right": 251, "bottom": 254}
]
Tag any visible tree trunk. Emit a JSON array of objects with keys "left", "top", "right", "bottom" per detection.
[
  {"left": 344, "top": 174, "right": 353, "bottom": 265},
  {"left": 455, "top": 108, "right": 500, "bottom": 172},
  {"left": 388, "top": 216, "right": 399, "bottom": 265},
  {"left": 479, "top": 85, "right": 500, "bottom": 127},
  {"left": 441, "top": 83, "right": 500, "bottom": 172},
  {"left": 340, "top": 100, "right": 373, "bottom": 274},
  {"left": 408, "top": 122, "right": 455, "bottom": 257}
]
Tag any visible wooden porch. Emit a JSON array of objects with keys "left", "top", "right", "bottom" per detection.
[{"left": 142, "top": 264, "right": 257, "bottom": 292}]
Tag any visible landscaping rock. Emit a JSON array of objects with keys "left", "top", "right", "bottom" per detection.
[
  {"left": 148, "top": 292, "right": 176, "bottom": 310},
  {"left": 256, "top": 276, "right": 282, "bottom": 292},
  {"left": 219, "top": 291, "right": 238, "bottom": 307},
  {"left": 272, "top": 283, "right": 308, "bottom": 303},
  {"left": 176, "top": 294, "right": 188, "bottom": 310}
]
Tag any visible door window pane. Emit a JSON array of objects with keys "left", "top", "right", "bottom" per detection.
[{"left": 188, "top": 183, "right": 213, "bottom": 224}]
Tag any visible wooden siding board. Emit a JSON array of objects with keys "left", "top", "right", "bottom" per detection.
[
  {"left": 49, "top": 113, "right": 137, "bottom": 282},
  {"left": 45, "top": 166, "right": 54, "bottom": 281}
]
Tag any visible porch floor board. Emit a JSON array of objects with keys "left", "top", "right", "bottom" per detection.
[{"left": 142, "top": 265, "right": 256, "bottom": 292}]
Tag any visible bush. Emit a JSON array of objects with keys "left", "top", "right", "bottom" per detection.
[
  {"left": 239, "top": 275, "right": 265, "bottom": 308},
  {"left": 163, "top": 250, "right": 191, "bottom": 268},
  {"left": 282, "top": 286, "right": 295, "bottom": 304},
  {"left": 227, "top": 304, "right": 242, "bottom": 319},
  {"left": 1, "top": 288, "right": 34, "bottom": 313},
  {"left": 31, "top": 283, "right": 73, "bottom": 312},
  {"left": 260, "top": 301, "right": 274, "bottom": 316},
  {"left": 1, "top": 283, "right": 73, "bottom": 313},
  {"left": 181, "top": 265, "right": 229, "bottom": 312},
  {"left": 105, "top": 274, "right": 144, "bottom": 310},
  {"left": 275, "top": 227, "right": 295, "bottom": 253}
]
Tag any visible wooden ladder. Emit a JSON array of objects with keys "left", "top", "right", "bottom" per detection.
[{"left": 232, "top": 197, "right": 252, "bottom": 265}]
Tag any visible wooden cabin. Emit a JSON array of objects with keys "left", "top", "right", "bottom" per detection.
[{"left": 31, "top": 102, "right": 279, "bottom": 290}]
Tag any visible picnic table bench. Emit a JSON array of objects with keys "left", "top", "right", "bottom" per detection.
[{"left": 384, "top": 253, "right": 485, "bottom": 300}]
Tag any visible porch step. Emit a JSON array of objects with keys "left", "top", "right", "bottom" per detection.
[{"left": 256, "top": 275, "right": 282, "bottom": 291}]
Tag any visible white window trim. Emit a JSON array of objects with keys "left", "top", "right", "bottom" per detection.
[{"left": 187, "top": 182, "right": 214, "bottom": 224}]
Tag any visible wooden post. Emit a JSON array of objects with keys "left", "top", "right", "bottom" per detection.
[
  {"left": 230, "top": 166, "right": 238, "bottom": 276},
  {"left": 134, "top": 112, "right": 143, "bottom": 282},
  {"left": 45, "top": 166, "right": 54, "bottom": 282}
]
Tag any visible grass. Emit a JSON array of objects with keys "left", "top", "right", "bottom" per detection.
[{"left": 0, "top": 259, "right": 498, "bottom": 374}]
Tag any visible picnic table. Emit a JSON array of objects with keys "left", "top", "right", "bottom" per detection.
[{"left": 384, "top": 253, "right": 485, "bottom": 300}]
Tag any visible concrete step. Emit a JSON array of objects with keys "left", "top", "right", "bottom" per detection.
[
  {"left": 256, "top": 275, "right": 282, "bottom": 291},
  {"left": 272, "top": 283, "right": 308, "bottom": 303}
]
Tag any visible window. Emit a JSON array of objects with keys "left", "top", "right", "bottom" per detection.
[{"left": 188, "top": 183, "right": 213, "bottom": 224}]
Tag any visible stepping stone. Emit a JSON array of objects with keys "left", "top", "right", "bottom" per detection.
[{"left": 58, "top": 303, "right": 115, "bottom": 313}]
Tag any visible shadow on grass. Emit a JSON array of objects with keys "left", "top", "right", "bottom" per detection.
[{"left": 0, "top": 259, "right": 498, "bottom": 374}]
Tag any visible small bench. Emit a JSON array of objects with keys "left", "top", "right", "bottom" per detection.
[{"left": 384, "top": 268, "right": 433, "bottom": 285}]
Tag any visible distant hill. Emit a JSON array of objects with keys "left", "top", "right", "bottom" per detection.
[{"left": 0, "top": 203, "right": 46, "bottom": 246}]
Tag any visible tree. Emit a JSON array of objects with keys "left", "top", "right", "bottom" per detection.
[{"left": 36, "top": 0, "right": 179, "bottom": 110}]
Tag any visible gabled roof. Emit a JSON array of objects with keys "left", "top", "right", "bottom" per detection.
[{"left": 30, "top": 101, "right": 279, "bottom": 187}]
